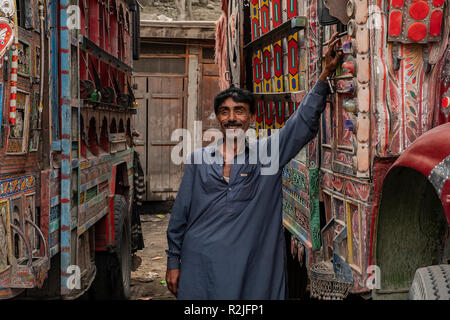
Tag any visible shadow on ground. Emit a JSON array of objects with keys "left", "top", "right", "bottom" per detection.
[{"left": 131, "top": 201, "right": 175, "bottom": 300}]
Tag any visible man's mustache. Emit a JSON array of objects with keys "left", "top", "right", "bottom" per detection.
[{"left": 224, "top": 121, "right": 243, "bottom": 128}]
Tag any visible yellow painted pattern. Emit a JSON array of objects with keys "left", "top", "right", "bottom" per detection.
[
  {"left": 253, "top": 50, "right": 262, "bottom": 93},
  {"left": 346, "top": 202, "right": 353, "bottom": 265},
  {"left": 273, "top": 41, "right": 283, "bottom": 93},
  {"left": 260, "top": 0, "right": 269, "bottom": 9},
  {"left": 262, "top": 45, "right": 272, "bottom": 93},
  {"left": 288, "top": 33, "right": 298, "bottom": 92},
  {"left": 264, "top": 102, "right": 274, "bottom": 132},
  {"left": 250, "top": 1, "right": 259, "bottom": 40},
  {"left": 253, "top": 50, "right": 263, "bottom": 137},
  {"left": 275, "top": 102, "right": 285, "bottom": 129}
]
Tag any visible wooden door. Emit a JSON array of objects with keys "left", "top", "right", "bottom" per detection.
[
  {"left": 199, "top": 61, "right": 220, "bottom": 147},
  {"left": 133, "top": 74, "right": 185, "bottom": 201}
]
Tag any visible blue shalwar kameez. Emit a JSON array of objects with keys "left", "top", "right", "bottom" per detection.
[{"left": 166, "top": 80, "right": 329, "bottom": 299}]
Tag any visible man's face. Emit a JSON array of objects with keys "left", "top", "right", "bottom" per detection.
[{"left": 216, "top": 97, "right": 255, "bottom": 141}]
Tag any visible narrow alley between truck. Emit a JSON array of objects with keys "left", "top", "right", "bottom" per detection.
[{"left": 130, "top": 205, "right": 175, "bottom": 300}]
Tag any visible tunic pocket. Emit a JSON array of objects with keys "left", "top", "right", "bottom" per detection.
[{"left": 235, "top": 165, "right": 260, "bottom": 201}]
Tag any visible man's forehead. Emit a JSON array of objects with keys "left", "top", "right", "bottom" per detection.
[{"left": 219, "top": 98, "right": 249, "bottom": 108}]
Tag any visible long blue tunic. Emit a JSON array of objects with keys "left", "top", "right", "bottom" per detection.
[{"left": 166, "top": 80, "right": 329, "bottom": 299}]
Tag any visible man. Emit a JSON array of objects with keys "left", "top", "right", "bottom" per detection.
[{"left": 166, "top": 33, "right": 343, "bottom": 299}]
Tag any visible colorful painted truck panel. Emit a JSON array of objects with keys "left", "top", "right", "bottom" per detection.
[
  {"left": 0, "top": 0, "right": 139, "bottom": 299},
  {"left": 221, "top": 0, "right": 450, "bottom": 299}
]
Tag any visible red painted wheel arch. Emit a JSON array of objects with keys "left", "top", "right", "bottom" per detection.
[{"left": 386, "top": 122, "right": 450, "bottom": 221}]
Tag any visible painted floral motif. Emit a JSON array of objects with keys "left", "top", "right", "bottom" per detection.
[
  {"left": 0, "top": 176, "right": 36, "bottom": 199},
  {"left": 387, "top": 44, "right": 426, "bottom": 155},
  {"left": 335, "top": 152, "right": 353, "bottom": 165}
]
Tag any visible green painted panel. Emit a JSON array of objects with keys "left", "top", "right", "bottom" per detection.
[{"left": 309, "top": 168, "right": 321, "bottom": 251}]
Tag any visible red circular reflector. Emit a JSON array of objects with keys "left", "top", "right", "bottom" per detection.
[
  {"left": 443, "top": 97, "right": 449, "bottom": 109},
  {"left": 408, "top": 22, "right": 428, "bottom": 41},
  {"left": 409, "top": 1, "right": 430, "bottom": 20},
  {"left": 391, "top": 0, "right": 404, "bottom": 8},
  {"left": 389, "top": 10, "right": 403, "bottom": 37},
  {"left": 433, "top": 0, "right": 444, "bottom": 7},
  {"left": 430, "top": 10, "right": 443, "bottom": 36}
]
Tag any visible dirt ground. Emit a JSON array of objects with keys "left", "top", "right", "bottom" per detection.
[{"left": 130, "top": 212, "right": 176, "bottom": 300}]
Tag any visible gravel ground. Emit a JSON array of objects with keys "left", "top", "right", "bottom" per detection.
[{"left": 130, "top": 212, "right": 176, "bottom": 300}]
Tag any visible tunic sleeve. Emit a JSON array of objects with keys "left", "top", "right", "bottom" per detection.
[
  {"left": 276, "top": 79, "right": 330, "bottom": 167},
  {"left": 165, "top": 158, "right": 195, "bottom": 270}
]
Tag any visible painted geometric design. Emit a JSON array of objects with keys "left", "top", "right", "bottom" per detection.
[
  {"left": 0, "top": 175, "right": 36, "bottom": 199},
  {"left": 273, "top": 41, "right": 284, "bottom": 93},
  {"left": 309, "top": 168, "right": 321, "bottom": 251},
  {"left": 260, "top": 0, "right": 270, "bottom": 35},
  {"left": 275, "top": 101, "right": 285, "bottom": 128},
  {"left": 252, "top": 49, "right": 264, "bottom": 136},
  {"left": 291, "top": 169, "right": 306, "bottom": 190},
  {"left": 288, "top": 33, "right": 299, "bottom": 92},
  {"left": 264, "top": 101, "right": 274, "bottom": 132},
  {"left": 251, "top": 0, "right": 260, "bottom": 41},
  {"left": 253, "top": 50, "right": 262, "bottom": 93},
  {"left": 262, "top": 45, "right": 272, "bottom": 93},
  {"left": 282, "top": 165, "right": 291, "bottom": 181},
  {"left": 288, "top": 102, "right": 294, "bottom": 116},
  {"left": 286, "top": 0, "right": 298, "bottom": 19},
  {"left": 272, "top": 0, "right": 282, "bottom": 28}
]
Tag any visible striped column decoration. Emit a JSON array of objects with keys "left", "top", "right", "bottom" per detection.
[
  {"left": 9, "top": 11, "right": 18, "bottom": 125},
  {"left": 59, "top": 0, "right": 72, "bottom": 295}
]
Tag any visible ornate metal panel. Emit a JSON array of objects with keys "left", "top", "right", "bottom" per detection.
[{"left": 388, "top": 0, "right": 446, "bottom": 43}]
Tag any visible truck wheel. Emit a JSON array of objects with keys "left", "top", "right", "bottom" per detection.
[
  {"left": 408, "top": 265, "right": 450, "bottom": 300},
  {"left": 114, "top": 195, "right": 131, "bottom": 299},
  {"left": 90, "top": 195, "right": 131, "bottom": 299}
]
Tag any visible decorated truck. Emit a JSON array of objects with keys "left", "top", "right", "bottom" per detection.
[
  {"left": 217, "top": 0, "right": 450, "bottom": 299},
  {"left": 0, "top": 0, "right": 140, "bottom": 299}
]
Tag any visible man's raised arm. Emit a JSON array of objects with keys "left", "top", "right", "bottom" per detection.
[{"left": 275, "top": 32, "right": 343, "bottom": 168}]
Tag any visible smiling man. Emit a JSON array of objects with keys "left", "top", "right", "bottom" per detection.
[{"left": 165, "top": 33, "right": 343, "bottom": 300}]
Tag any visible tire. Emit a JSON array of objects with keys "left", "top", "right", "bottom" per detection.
[
  {"left": 408, "top": 265, "right": 450, "bottom": 300},
  {"left": 89, "top": 195, "right": 131, "bottom": 299}
]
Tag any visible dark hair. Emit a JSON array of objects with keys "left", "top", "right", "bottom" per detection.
[{"left": 214, "top": 86, "right": 255, "bottom": 115}]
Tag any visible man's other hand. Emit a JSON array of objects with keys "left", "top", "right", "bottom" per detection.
[
  {"left": 166, "top": 268, "right": 180, "bottom": 297},
  {"left": 319, "top": 32, "right": 344, "bottom": 82}
]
